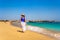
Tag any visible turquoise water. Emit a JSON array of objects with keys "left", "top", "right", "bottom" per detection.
[{"left": 27, "top": 22, "right": 60, "bottom": 32}]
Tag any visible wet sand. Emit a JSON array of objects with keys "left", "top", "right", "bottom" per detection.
[{"left": 0, "top": 22, "right": 57, "bottom": 40}]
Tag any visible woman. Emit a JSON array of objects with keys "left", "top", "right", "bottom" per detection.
[{"left": 20, "top": 14, "right": 26, "bottom": 32}]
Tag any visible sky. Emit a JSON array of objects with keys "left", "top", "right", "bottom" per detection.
[{"left": 0, "top": 0, "right": 60, "bottom": 21}]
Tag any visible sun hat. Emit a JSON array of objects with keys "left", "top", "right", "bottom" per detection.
[{"left": 21, "top": 14, "right": 25, "bottom": 15}]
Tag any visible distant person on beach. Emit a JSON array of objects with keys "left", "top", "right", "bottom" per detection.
[{"left": 20, "top": 14, "right": 26, "bottom": 32}]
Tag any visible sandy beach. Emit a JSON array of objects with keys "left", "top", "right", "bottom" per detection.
[{"left": 0, "top": 22, "right": 57, "bottom": 40}]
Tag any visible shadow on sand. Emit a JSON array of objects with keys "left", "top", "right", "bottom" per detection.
[{"left": 17, "top": 30, "right": 24, "bottom": 33}]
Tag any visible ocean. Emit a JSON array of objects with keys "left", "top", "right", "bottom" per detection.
[{"left": 27, "top": 22, "right": 60, "bottom": 32}]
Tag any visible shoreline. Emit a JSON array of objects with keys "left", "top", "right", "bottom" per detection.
[
  {"left": 27, "top": 25, "right": 60, "bottom": 40},
  {"left": 27, "top": 25, "right": 60, "bottom": 33},
  {"left": 11, "top": 21, "right": 60, "bottom": 40}
]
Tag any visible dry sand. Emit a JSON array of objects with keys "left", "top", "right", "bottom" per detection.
[{"left": 0, "top": 22, "right": 56, "bottom": 40}]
